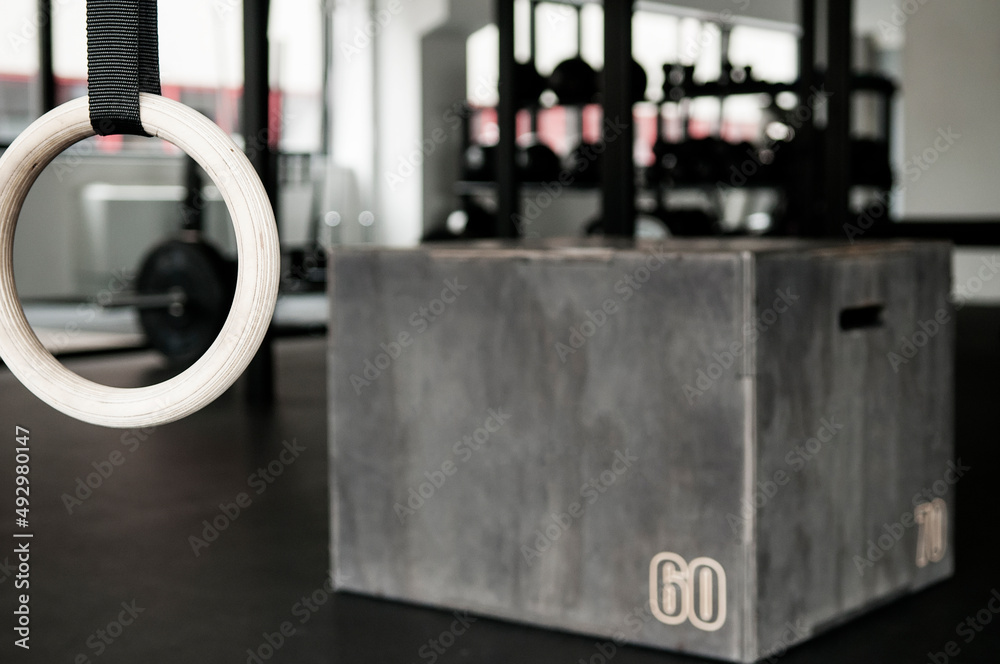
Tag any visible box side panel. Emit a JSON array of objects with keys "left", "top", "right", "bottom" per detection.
[
  {"left": 330, "top": 247, "right": 754, "bottom": 661},
  {"left": 753, "top": 243, "right": 954, "bottom": 656}
]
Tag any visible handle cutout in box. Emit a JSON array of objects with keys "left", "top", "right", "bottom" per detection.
[{"left": 839, "top": 304, "right": 884, "bottom": 331}]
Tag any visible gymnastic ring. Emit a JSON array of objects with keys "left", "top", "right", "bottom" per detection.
[{"left": 0, "top": 94, "right": 279, "bottom": 428}]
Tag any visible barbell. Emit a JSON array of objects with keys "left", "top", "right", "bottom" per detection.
[
  {"left": 134, "top": 239, "right": 237, "bottom": 365},
  {"left": 0, "top": 93, "right": 280, "bottom": 428},
  {"left": 95, "top": 238, "right": 237, "bottom": 365}
]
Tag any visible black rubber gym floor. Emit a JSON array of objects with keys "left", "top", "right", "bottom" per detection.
[{"left": 0, "top": 309, "right": 997, "bottom": 663}]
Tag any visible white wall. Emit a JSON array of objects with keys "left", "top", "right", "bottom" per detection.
[
  {"left": 900, "top": 0, "right": 1000, "bottom": 218},
  {"left": 328, "top": 0, "right": 490, "bottom": 245},
  {"left": 649, "top": 0, "right": 797, "bottom": 26},
  {"left": 421, "top": 30, "right": 468, "bottom": 233},
  {"left": 2, "top": 0, "right": 319, "bottom": 92},
  {"left": 374, "top": 0, "right": 449, "bottom": 245}
]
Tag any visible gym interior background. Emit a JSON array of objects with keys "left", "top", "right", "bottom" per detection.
[{"left": 0, "top": 0, "right": 998, "bottom": 662}]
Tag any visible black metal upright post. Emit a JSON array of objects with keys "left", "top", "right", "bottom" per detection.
[
  {"left": 496, "top": 0, "right": 518, "bottom": 237},
  {"left": 528, "top": 0, "right": 537, "bottom": 134},
  {"left": 320, "top": 0, "right": 334, "bottom": 155},
  {"left": 786, "top": 0, "right": 817, "bottom": 236},
  {"left": 38, "top": 0, "right": 55, "bottom": 113},
  {"left": 180, "top": 157, "right": 204, "bottom": 233},
  {"left": 824, "top": 0, "right": 852, "bottom": 237},
  {"left": 603, "top": 0, "right": 635, "bottom": 237},
  {"left": 243, "top": 0, "right": 276, "bottom": 404}
]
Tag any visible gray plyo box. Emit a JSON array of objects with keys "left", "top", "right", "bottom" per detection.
[{"left": 329, "top": 239, "right": 954, "bottom": 662}]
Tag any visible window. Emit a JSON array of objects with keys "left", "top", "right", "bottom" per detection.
[{"left": 1, "top": 0, "right": 323, "bottom": 154}]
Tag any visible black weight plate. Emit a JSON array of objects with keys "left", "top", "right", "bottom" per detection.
[
  {"left": 516, "top": 142, "right": 562, "bottom": 182},
  {"left": 632, "top": 59, "right": 649, "bottom": 103},
  {"left": 514, "top": 61, "right": 547, "bottom": 106},
  {"left": 549, "top": 57, "right": 599, "bottom": 106},
  {"left": 136, "top": 240, "right": 236, "bottom": 365},
  {"left": 598, "top": 59, "right": 648, "bottom": 103}
]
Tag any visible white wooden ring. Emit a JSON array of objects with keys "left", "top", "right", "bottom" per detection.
[{"left": 0, "top": 94, "right": 280, "bottom": 428}]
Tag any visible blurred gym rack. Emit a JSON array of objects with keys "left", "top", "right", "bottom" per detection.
[{"left": 483, "top": 0, "right": 1000, "bottom": 243}]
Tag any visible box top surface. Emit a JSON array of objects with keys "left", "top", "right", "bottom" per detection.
[{"left": 334, "top": 237, "right": 950, "bottom": 260}]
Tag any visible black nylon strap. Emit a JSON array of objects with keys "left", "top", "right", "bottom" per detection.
[{"left": 86, "top": 0, "right": 161, "bottom": 136}]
